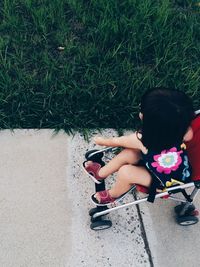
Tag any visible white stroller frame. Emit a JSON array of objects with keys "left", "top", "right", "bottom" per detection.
[{"left": 86, "top": 110, "right": 200, "bottom": 230}]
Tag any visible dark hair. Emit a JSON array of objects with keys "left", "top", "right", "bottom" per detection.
[{"left": 139, "top": 87, "right": 194, "bottom": 151}]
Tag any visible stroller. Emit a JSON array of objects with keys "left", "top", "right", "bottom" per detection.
[{"left": 84, "top": 111, "right": 200, "bottom": 231}]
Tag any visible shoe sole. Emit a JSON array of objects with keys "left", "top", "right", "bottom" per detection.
[{"left": 82, "top": 162, "right": 102, "bottom": 184}]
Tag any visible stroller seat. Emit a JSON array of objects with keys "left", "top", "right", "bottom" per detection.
[{"left": 186, "top": 114, "right": 200, "bottom": 182}]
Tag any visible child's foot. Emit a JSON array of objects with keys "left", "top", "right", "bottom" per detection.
[
  {"left": 91, "top": 185, "right": 137, "bottom": 206},
  {"left": 83, "top": 160, "right": 105, "bottom": 184},
  {"left": 91, "top": 190, "right": 116, "bottom": 206}
]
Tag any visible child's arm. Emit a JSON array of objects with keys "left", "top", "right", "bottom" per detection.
[{"left": 94, "top": 133, "right": 147, "bottom": 153}]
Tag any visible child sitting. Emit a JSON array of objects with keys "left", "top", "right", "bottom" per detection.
[{"left": 84, "top": 87, "right": 194, "bottom": 204}]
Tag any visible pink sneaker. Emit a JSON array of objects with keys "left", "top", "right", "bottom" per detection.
[{"left": 83, "top": 161, "right": 105, "bottom": 184}]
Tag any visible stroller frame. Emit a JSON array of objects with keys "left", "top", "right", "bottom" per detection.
[{"left": 85, "top": 146, "right": 200, "bottom": 230}]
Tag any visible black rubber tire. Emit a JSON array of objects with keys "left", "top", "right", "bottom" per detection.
[
  {"left": 90, "top": 220, "right": 112, "bottom": 231},
  {"left": 89, "top": 207, "right": 99, "bottom": 217},
  {"left": 174, "top": 203, "right": 195, "bottom": 216},
  {"left": 89, "top": 206, "right": 108, "bottom": 217},
  {"left": 176, "top": 215, "right": 199, "bottom": 226}
]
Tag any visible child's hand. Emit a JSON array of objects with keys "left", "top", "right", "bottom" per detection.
[{"left": 94, "top": 136, "right": 106, "bottom": 146}]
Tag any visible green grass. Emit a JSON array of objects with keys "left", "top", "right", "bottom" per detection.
[{"left": 0, "top": 0, "right": 200, "bottom": 133}]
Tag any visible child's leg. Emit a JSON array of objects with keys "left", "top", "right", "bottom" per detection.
[
  {"left": 91, "top": 148, "right": 141, "bottom": 178},
  {"left": 96, "top": 164, "right": 152, "bottom": 200}
]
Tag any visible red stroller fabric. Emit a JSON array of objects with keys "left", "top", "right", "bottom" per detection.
[{"left": 186, "top": 115, "right": 200, "bottom": 181}]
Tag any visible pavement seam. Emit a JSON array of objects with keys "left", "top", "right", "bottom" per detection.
[{"left": 133, "top": 191, "right": 154, "bottom": 267}]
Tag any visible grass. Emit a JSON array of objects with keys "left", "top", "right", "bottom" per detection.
[{"left": 0, "top": 0, "right": 200, "bottom": 133}]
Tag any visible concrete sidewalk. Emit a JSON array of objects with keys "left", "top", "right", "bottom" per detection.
[
  {"left": 0, "top": 130, "right": 199, "bottom": 267},
  {"left": 0, "top": 130, "right": 71, "bottom": 267}
]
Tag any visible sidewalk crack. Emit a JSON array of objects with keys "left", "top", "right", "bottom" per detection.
[{"left": 133, "top": 192, "right": 154, "bottom": 267}]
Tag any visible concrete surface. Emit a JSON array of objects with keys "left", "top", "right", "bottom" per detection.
[
  {"left": 67, "top": 130, "right": 151, "bottom": 267},
  {"left": 0, "top": 130, "right": 70, "bottom": 267},
  {"left": 0, "top": 129, "right": 200, "bottom": 267},
  {"left": 141, "top": 197, "right": 200, "bottom": 267}
]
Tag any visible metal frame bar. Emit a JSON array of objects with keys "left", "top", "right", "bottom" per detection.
[
  {"left": 168, "top": 196, "right": 187, "bottom": 203},
  {"left": 87, "top": 147, "right": 118, "bottom": 159},
  {"left": 93, "top": 182, "right": 198, "bottom": 219}
]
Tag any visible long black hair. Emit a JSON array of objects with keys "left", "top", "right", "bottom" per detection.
[{"left": 139, "top": 87, "right": 194, "bottom": 152}]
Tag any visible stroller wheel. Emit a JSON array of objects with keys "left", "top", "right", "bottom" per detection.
[
  {"left": 85, "top": 149, "right": 104, "bottom": 162},
  {"left": 90, "top": 220, "right": 112, "bottom": 231},
  {"left": 174, "top": 203, "right": 195, "bottom": 216},
  {"left": 89, "top": 206, "right": 108, "bottom": 217},
  {"left": 176, "top": 215, "right": 199, "bottom": 226}
]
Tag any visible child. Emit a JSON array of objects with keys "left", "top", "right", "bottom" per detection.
[{"left": 84, "top": 87, "right": 194, "bottom": 204}]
